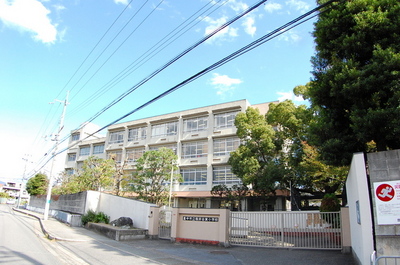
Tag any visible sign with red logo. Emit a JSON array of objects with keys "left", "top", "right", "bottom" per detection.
[
  {"left": 376, "top": 183, "right": 395, "bottom": 202},
  {"left": 373, "top": 180, "right": 400, "bottom": 225}
]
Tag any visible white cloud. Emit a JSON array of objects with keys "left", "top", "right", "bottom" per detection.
[
  {"left": 286, "top": 0, "right": 310, "bottom": 13},
  {"left": 0, "top": 0, "right": 58, "bottom": 44},
  {"left": 277, "top": 91, "right": 305, "bottom": 103},
  {"left": 210, "top": 73, "right": 242, "bottom": 98},
  {"left": 242, "top": 16, "right": 256, "bottom": 37},
  {"left": 264, "top": 2, "right": 282, "bottom": 13},
  {"left": 114, "top": 0, "right": 129, "bottom": 5},
  {"left": 203, "top": 16, "right": 238, "bottom": 44},
  {"left": 278, "top": 29, "right": 301, "bottom": 43},
  {"left": 228, "top": 0, "right": 248, "bottom": 13}
]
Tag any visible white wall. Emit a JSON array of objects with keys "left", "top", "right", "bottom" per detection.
[
  {"left": 85, "top": 191, "right": 156, "bottom": 230},
  {"left": 346, "top": 153, "right": 374, "bottom": 265}
]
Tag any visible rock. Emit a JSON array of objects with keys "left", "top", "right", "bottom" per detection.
[{"left": 110, "top": 217, "right": 133, "bottom": 228}]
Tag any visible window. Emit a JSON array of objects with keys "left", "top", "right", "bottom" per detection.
[
  {"left": 183, "top": 116, "right": 208, "bottom": 133},
  {"left": 109, "top": 130, "right": 124, "bottom": 144},
  {"left": 181, "top": 167, "right": 207, "bottom": 185},
  {"left": 126, "top": 148, "right": 145, "bottom": 164},
  {"left": 213, "top": 137, "right": 240, "bottom": 156},
  {"left": 79, "top": 146, "right": 90, "bottom": 156},
  {"left": 128, "top": 127, "right": 147, "bottom": 141},
  {"left": 65, "top": 168, "right": 74, "bottom": 175},
  {"left": 151, "top": 121, "right": 178, "bottom": 138},
  {"left": 107, "top": 150, "right": 122, "bottom": 163},
  {"left": 71, "top": 133, "right": 80, "bottom": 141},
  {"left": 182, "top": 141, "right": 208, "bottom": 158},
  {"left": 149, "top": 144, "right": 177, "bottom": 154},
  {"left": 93, "top": 144, "right": 104, "bottom": 154},
  {"left": 67, "top": 153, "right": 76, "bottom": 161},
  {"left": 214, "top": 111, "right": 239, "bottom": 129},
  {"left": 213, "top": 166, "right": 241, "bottom": 185}
]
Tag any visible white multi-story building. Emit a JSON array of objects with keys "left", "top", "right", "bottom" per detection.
[{"left": 64, "top": 99, "right": 289, "bottom": 211}]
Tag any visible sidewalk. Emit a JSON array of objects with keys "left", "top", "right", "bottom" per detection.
[{"left": 13, "top": 208, "right": 356, "bottom": 265}]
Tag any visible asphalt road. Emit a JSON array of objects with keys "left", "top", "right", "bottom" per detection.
[
  {"left": 2, "top": 204, "right": 356, "bottom": 265},
  {"left": 0, "top": 204, "right": 63, "bottom": 264}
]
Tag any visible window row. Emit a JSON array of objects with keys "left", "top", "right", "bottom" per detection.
[
  {"left": 108, "top": 111, "right": 239, "bottom": 144},
  {"left": 65, "top": 166, "right": 240, "bottom": 186},
  {"left": 75, "top": 144, "right": 105, "bottom": 157},
  {"left": 74, "top": 138, "right": 240, "bottom": 161},
  {"left": 180, "top": 166, "right": 241, "bottom": 186}
]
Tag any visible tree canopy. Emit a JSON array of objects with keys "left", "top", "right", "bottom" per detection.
[
  {"left": 54, "top": 156, "right": 115, "bottom": 194},
  {"left": 229, "top": 107, "right": 286, "bottom": 196},
  {"left": 129, "top": 147, "right": 180, "bottom": 206},
  {"left": 309, "top": 0, "right": 400, "bottom": 166},
  {"left": 26, "top": 173, "right": 48, "bottom": 195}
]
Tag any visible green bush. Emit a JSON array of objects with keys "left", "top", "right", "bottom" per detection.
[
  {"left": 81, "top": 210, "right": 110, "bottom": 225},
  {"left": 94, "top": 211, "right": 110, "bottom": 224},
  {"left": 320, "top": 193, "right": 340, "bottom": 212},
  {"left": 320, "top": 193, "right": 341, "bottom": 228},
  {"left": 0, "top": 192, "right": 10, "bottom": 198}
]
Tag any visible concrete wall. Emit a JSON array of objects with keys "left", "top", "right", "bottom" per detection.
[
  {"left": 86, "top": 191, "right": 156, "bottom": 230},
  {"left": 367, "top": 150, "right": 400, "bottom": 257},
  {"left": 346, "top": 152, "right": 374, "bottom": 265},
  {"left": 29, "top": 192, "right": 87, "bottom": 214},
  {"left": 28, "top": 191, "right": 156, "bottom": 230}
]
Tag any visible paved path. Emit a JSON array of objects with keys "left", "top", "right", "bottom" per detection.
[{"left": 13, "top": 208, "right": 356, "bottom": 265}]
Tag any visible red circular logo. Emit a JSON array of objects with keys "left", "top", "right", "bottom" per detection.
[{"left": 376, "top": 184, "right": 395, "bottom": 202}]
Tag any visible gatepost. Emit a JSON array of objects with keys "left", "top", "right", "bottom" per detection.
[{"left": 170, "top": 208, "right": 230, "bottom": 247}]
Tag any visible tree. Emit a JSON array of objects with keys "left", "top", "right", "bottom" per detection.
[
  {"left": 266, "top": 99, "right": 348, "bottom": 197},
  {"left": 129, "top": 148, "right": 179, "bottom": 206},
  {"left": 211, "top": 184, "right": 249, "bottom": 211},
  {"left": 108, "top": 153, "right": 128, "bottom": 196},
  {"left": 229, "top": 107, "right": 286, "bottom": 197},
  {"left": 26, "top": 173, "right": 48, "bottom": 195},
  {"left": 309, "top": 0, "right": 400, "bottom": 166},
  {"left": 77, "top": 156, "right": 115, "bottom": 191}
]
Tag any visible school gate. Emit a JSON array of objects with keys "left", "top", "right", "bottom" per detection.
[{"left": 230, "top": 211, "right": 342, "bottom": 249}]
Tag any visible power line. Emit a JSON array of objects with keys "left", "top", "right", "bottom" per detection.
[
  {"left": 28, "top": 0, "right": 339, "bottom": 177},
  {"left": 69, "top": 0, "right": 155, "bottom": 101},
  {"left": 67, "top": 0, "right": 228, "bottom": 118},
  {"left": 81, "top": 0, "right": 269, "bottom": 125}
]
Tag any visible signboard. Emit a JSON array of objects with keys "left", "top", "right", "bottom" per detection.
[
  {"left": 183, "top": 216, "right": 219, "bottom": 222},
  {"left": 373, "top": 180, "right": 400, "bottom": 225}
]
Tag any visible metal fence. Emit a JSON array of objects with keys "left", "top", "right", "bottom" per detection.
[
  {"left": 230, "top": 211, "right": 342, "bottom": 250},
  {"left": 158, "top": 208, "right": 172, "bottom": 239},
  {"left": 371, "top": 251, "right": 400, "bottom": 265}
]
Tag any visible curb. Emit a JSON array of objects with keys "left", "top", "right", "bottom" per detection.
[{"left": 12, "top": 207, "right": 56, "bottom": 240}]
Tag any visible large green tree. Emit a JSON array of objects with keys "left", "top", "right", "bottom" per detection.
[
  {"left": 129, "top": 148, "right": 180, "bottom": 206},
  {"left": 26, "top": 173, "right": 48, "bottom": 195},
  {"left": 309, "top": 0, "right": 400, "bottom": 166},
  {"left": 229, "top": 102, "right": 348, "bottom": 208},
  {"left": 229, "top": 107, "right": 286, "bottom": 197},
  {"left": 55, "top": 156, "right": 115, "bottom": 194}
]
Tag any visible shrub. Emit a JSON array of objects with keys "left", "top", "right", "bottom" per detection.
[
  {"left": 0, "top": 192, "right": 10, "bottom": 198},
  {"left": 81, "top": 210, "right": 110, "bottom": 225},
  {"left": 94, "top": 211, "right": 110, "bottom": 224},
  {"left": 320, "top": 193, "right": 340, "bottom": 212},
  {"left": 320, "top": 193, "right": 341, "bottom": 228}
]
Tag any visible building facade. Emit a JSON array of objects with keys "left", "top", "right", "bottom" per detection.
[
  {"left": 0, "top": 181, "right": 29, "bottom": 203},
  {"left": 64, "top": 99, "right": 289, "bottom": 211}
]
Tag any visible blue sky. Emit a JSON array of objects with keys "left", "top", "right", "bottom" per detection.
[{"left": 0, "top": 0, "right": 317, "bottom": 182}]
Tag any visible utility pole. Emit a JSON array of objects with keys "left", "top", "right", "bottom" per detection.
[
  {"left": 18, "top": 154, "right": 32, "bottom": 208},
  {"left": 43, "top": 91, "right": 69, "bottom": 220}
]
